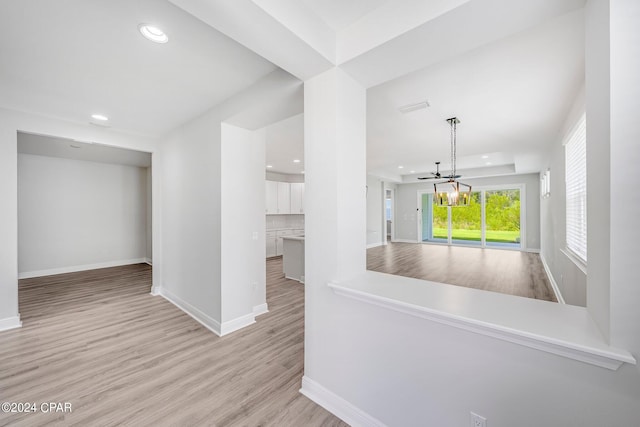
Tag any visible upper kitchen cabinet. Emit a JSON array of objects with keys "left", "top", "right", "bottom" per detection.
[
  {"left": 277, "top": 182, "right": 291, "bottom": 214},
  {"left": 265, "top": 180, "right": 278, "bottom": 214},
  {"left": 290, "top": 182, "right": 304, "bottom": 214}
]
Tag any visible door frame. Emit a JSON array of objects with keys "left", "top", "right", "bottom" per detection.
[{"left": 384, "top": 188, "right": 395, "bottom": 243}]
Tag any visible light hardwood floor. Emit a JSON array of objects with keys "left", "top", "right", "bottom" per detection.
[
  {"left": 368, "top": 242, "right": 557, "bottom": 302},
  {"left": 1, "top": 260, "right": 347, "bottom": 427}
]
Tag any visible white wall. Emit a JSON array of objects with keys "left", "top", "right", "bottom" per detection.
[
  {"left": 585, "top": 0, "right": 611, "bottom": 341},
  {"left": 366, "top": 175, "right": 384, "bottom": 247},
  {"left": 540, "top": 85, "right": 587, "bottom": 307},
  {"left": 18, "top": 154, "right": 149, "bottom": 277},
  {"left": 609, "top": 0, "right": 640, "bottom": 355},
  {"left": 0, "top": 107, "right": 158, "bottom": 330},
  {"left": 394, "top": 173, "right": 541, "bottom": 250},
  {"left": 159, "top": 115, "right": 223, "bottom": 324},
  {"left": 221, "top": 123, "right": 266, "bottom": 322}
]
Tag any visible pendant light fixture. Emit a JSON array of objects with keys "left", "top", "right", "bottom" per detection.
[{"left": 433, "top": 117, "right": 472, "bottom": 207}]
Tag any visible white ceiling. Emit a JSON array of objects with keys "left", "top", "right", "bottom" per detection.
[
  {"left": 2, "top": 0, "right": 585, "bottom": 183},
  {"left": 18, "top": 132, "right": 152, "bottom": 168},
  {"left": 302, "top": 0, "right": 388, "bottom": 32},
  {"left": 0, "top": 0, "right": 276, "bottom": 137},
  {"left": 366, "top": 9, "right": 585, "bottom": 179}
]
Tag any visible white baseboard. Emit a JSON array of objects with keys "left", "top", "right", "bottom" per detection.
[
  {"left": 366, "top": 242, "right": 384, "bottom": 249},
  {"left": 300, "top": 376, "right": 386, "bottom": 427},
  {"left": 159, "top": 287, "right": 222, "bottom": 336},
  {"left": 391, "top": 239, "right": 418, "bottom": 244},
  {"left": 220, "top": 313, "right": 255, "bottom": 336},
  {"left": 253, "top": 303, "right": 269, "bottom": 317},
  {"left": 0, "top": 315, "right": 22, "bottom": 332},
  {"left": 144, "top": 257, "right": 153, "bottom": 266},
  {"left": 540, "top": 254, "right": 565, "bottom": 304},
  {"left": 18, "top": 258, "right": 148, "bottom": 279}
]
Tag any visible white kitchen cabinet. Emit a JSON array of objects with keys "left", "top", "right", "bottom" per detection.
[
  {"left": 266, "top": 231, "right": 277, "bottom": 257},
  {"left": 265, "top": 181, "right": 278, "bottom": 214},
  {"left": 276, "top": 182, "right": 291, "bottom": 214},
  {"left": 290, "top": 183, "right": 304, "bottom": 214}
]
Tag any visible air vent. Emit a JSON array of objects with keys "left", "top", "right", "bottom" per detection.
[{"left": 398, "top": 101, "right": 430, "bottom": 114}]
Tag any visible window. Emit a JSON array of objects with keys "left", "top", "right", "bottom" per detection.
[
  {"left": 565, "top": 114, "right": 587, "bottom": 263},
  {"left": 420, "top": 187, "right": 522, "bottom": 249}
]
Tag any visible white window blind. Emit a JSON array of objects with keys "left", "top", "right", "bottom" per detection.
[{"left": 565, "top": 114, "right": 587, "bottom": 263}]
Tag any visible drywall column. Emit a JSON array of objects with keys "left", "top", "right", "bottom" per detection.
[
  {"left": 220, "top": 124, "right": 267, "bottom": 332},
  {"left": 585, "top": 0, "right": 611, "bottom": 340},
  {"left": 609, "top": 0, "right": 640, "bottom": 359},
  {"left": 0, "top": 125, "right": 20, "bottom": 330},
  {"left": 303, "top": 68, "right": 366, "bottom": 379}
]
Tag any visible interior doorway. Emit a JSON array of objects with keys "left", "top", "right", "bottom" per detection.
[
  {"left": 385, "top": 189, "right": 394, "bottom": 242},
  {"left": 17, "top": 132, "right": 153, "bottom": 296}
]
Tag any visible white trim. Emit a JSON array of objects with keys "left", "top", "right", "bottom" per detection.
[
  {"left": 220, "top": 313, "right": 255, "bottom": 336},
  {"left": 158, "top": 287, "right": 221, "bottom": 336},
  {"left": 300, "top": 376, "right": 387, "bottom": 427},
  {"left": 253, "top": 303, "right": 269, "bottom": 316},
  {"left": 366, "top": 242, "right": 384, "bottom": 249},
  {"left": 391, "top": 239, "right": 418, "bottom": 244},
  {"left": 540, "top": 254, "right": 565, "bottom": 304},
  {"left": 0, "top": 316, "right": 22, "bottom": 332},
  {"left": 144, "top": 257, "right": 153, "bottom": 266},
  {"left": 328, "top": 274, "right": 635, "bottom": 370},
  {"left": 18, "top": 258, "right": 147, "bottom": 279}
]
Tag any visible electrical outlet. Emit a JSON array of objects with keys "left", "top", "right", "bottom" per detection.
[{"left": 470, "top": 412, "right": 487, "bottom": 427}]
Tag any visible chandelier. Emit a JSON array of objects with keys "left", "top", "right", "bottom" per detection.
[{"left": 433, "top": 117, "right": 472, "bottom": 207}]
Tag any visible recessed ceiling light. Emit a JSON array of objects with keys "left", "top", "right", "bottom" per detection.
[
  {"left": 398, "top": 165, "right": 404, "bottom": 169},
  {"left": 486, "top": 162, "right": 492, "bottom": 166},
  {"left": 266, "top": 165, "right": 273, "bottom": 168},
  {"left": 91, "top": 114, "right": 109, "bottom": 121},
  {"left": 410, "top": 170, "right": 416, "bottom": 174},
  {"left": 301, "top": 171, "right": 305, "bottom": 174},
  {"left": 293, "top": 159, "right": 301, "bottom": 163},
  {"left": 138, "top": 24, "right": 168, "bottom": 43},
  {"left": 481, "top": 155, "right": 489, "bottom": 159}
]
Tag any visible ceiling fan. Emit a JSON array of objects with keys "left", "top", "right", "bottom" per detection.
[{"left": 417, "top": 161, "right": 462, "bottom": 180}]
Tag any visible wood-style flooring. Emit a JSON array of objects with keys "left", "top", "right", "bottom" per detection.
[
  {"left": 367, "top": 242, "right": 557, "bottom": 302},
  {"left": 0, "top": 260, "right": 347, "bottom": 427}
]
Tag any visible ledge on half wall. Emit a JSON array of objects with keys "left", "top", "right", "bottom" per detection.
[{"left": 329, "top": 271, "right": 635, "bottom": 371}]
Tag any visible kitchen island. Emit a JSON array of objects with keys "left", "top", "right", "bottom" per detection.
[{"left": 282, "top": 235, "right": 304, "bottom": 283}]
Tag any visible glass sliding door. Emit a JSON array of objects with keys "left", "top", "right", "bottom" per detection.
[
  {"left": 485, "top": 189, "right": 521, "bottom": 248},
  {"left": 419, "top": 187, "right": 523, "bottom": 249},
  {"left": 431, "top": 195, "right": 448, "bottom": 242},
  {"left": 450, "top": 191, "right": 482, "bottom": 246}
]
